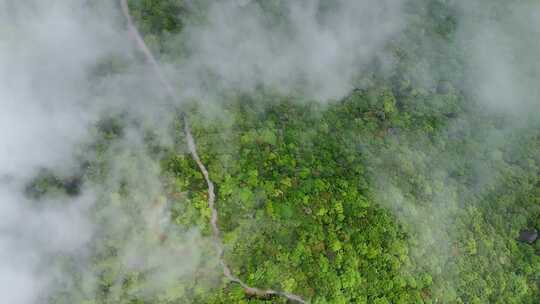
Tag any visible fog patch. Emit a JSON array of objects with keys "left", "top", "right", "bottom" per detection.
[
  {"left": 0, "top": 1, "right": 212, "bottom": 303},
  {"left": 179, "top": 0, "right": 406, "bottom": 101}
]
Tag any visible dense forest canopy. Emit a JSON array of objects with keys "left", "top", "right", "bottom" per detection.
[{"left": 0, "top": 0, "right": 539, "bottom": 303}]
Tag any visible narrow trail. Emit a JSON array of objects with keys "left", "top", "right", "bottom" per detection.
[{"left": 119, "top": 1, "right": 308, "bottom": 303}]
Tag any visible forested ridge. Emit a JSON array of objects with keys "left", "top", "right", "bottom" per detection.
[{"left": 31, "top": 0, "right": 540, "bottom": 303}]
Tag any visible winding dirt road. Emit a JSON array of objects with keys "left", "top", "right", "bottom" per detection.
[{"left": 119, "top": 1, "right": 308, "bottom": 303}]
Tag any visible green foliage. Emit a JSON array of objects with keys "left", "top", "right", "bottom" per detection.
[
  {"left": 49, "top": 0, "right": 540, "bottom": 303},
  {"left": 25, "top": 170, "right": 82, "bottom": 199},
  {"left": 129, "top": 0, "right": 185, "bottom": 35},
  {"left": 168, "top": 83, "right": 539, "bottom": 302}
]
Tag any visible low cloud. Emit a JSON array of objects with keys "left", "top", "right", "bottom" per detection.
[{"left": 178, "top": 0, "right": 406, "bottom": 101}]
